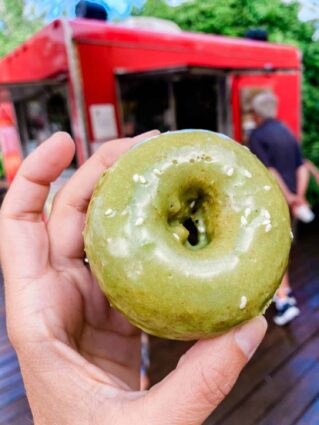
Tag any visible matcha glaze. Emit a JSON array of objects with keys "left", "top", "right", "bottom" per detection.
[{"left": 84, "top": 131, "right": 291, "bottom": 340}]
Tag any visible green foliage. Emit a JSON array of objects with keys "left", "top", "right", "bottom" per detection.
[
  {"left": 0, "top": 0, "right": 43, "bottom": 57},
  {"left": 136, "top": 0, "right": 319, "bottom": 204},
  {"left": 135, "top": 0, "right": 307, "bottom": 40}
]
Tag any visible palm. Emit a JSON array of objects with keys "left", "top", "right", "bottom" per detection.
[
  {"left": 26, "top": 249, "right": 141, "bottom": 390},
  {"left": 51, "top": 265, "right": 140, "bottom": 388}
]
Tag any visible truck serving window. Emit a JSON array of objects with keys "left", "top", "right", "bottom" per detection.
[
  {"left": 116, "top": 67, "right": 229, "bottom": 137},
  {"left": 9, "top": 81, "right": 76, "bottom": 167}
]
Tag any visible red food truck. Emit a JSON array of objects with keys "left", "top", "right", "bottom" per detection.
[{"left": 0, "top": 17, "right": 301, "bottom": 184}]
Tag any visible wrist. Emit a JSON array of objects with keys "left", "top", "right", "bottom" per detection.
[{"left": 286, "top": 193, "right": 295, "bottom": 206}]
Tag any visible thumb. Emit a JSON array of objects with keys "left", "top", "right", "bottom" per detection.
[{"left": 142, "top": 316, "right": 267, "bottom": 425}]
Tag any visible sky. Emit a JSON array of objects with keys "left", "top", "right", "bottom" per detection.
[
  {"left": 27, "top": 0, "right": 188, "bottom": 21},
  {"left": 283, "top": 0, "right": 319, "bottom": 21},
  {"left": 27, "top": 0, "right": 146, "bottom": 21},
  {"left": 25, "top": 0, "right": 319, "bottom": 24}
]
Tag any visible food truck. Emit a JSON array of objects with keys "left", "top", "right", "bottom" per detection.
[{"left": 0, "top": 17, "right": 301, "bottom": 182}]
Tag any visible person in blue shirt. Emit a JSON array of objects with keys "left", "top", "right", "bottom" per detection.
[{"left": 249, "top": 92, "right": 310, "bottom": 325}]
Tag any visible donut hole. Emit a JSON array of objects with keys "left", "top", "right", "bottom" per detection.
[
  {"left": 183, "top": 218, "right": 199, "bottom": 246},
  {"left": 167, "top": 186, "right": 213, "bottom": 249}
]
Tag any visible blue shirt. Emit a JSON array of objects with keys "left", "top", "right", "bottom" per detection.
[{"left": 248, "top": 119, "right": 303, "bottom": 193}]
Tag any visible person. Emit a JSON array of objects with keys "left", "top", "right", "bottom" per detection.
[
  {"left": 0, "top": 131, "right": 267, "bottom": 425},
  {"left": 249, "top": 92, "right": 309, "bottom": 326}
]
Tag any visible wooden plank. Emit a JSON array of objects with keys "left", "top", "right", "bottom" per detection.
[
  {"left": 0, "top": 357, "right": 20, "bottom": 381},
  {"left": 0, "top": 352, "right": 18, "bottom": 369},
  {"left": 0, "top": 384, "right": 26, "bottom": 409},
  {"left": 0, "top": 397, "right": 32, "bottom": 425},
  {"left": 7, "top": 416, "right": 33, "bottom": 425},
  {"left": 0, "top": 278, "right": 31, "bottom": 425},
  {"left": 295, "top": 397, "right": 319, "bottom": 425},
  {"left": 149, "top": 337, "right": 193, "bottom": 383},
  {"left": 258, "top": 362, "right": 319, "bottom": 425},
  {"left": 213, "top": 332, "right": 319, "bottom": 425},
  {"left": 0, "top": 372, "right": 25, "bottom": 396}
]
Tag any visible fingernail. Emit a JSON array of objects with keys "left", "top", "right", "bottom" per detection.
[
  {"left": 139, "top": 130, "right": 160, "bottom": 137},
  {"left": 234, "top": 316, "right": 268, "bottom": 360}
]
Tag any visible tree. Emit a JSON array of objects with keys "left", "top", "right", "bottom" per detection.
[
  {"left": 135, "top": 0, "right": 319, "bottom": 204},
  {"left": 0, "top": 0, "right": 43, "bottom": 57}
]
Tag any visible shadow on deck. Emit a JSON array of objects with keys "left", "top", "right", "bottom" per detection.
[{"left": 1, "top": 219, "right": 319, "bottom": 424}]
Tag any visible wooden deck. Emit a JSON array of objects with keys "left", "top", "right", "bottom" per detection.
[{"left": 1, "top": 219, "right": 319, "bottom": 424}]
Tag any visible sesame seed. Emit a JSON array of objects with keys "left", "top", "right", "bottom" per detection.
[
  {"left": 133, "top": 174, "right": 140, "bottom": 183},
  {"left": 245, "top": 207, "right": 251, "bottom": 217},
  {"left": 265, "top": 223, "right": 272, "bottom": 232},
  {"left": 190, "top": 200, "right": 196, "bottom": 208},
  {"left": 198, "top": 225, "right": 205, "bottom": 233},
  {"left": 240, "top": 296, "right": 247, "bottom": 309},
  {"left": 227, "top": 167, "right": 234, "bottom": 176},
  {"left": 242, "top": 146, "right": 249, "bottom": 151},
  {"left": 104, "top": 208, "right": 114, "bottom": 217},
  {"left": 139, "top": 175, "right": 147, "bottom": 184},
  {"left": 264, "top": 210, "right": 271, "bottom": 219},
  {"left": 290, "top": 230, "right": 294, "bottom": 240},
  {"left": 173, "top": 233, "right": 180, "bottom": 241},
  {"left": 244, "top": 170, "right": 252, "bottom": 178},
  {"left": 153, "top": 168, "right": 161, "bottom": 176},
  {"left": 135, "top": 217, "right": 144, "bottom": 226},
  {"left": 264, "top": 185, "right": 271, "bottom": 191},
  {"left": 241, "top": 216, "right": 248, "bottom": 225}
]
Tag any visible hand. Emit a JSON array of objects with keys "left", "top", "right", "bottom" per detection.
[
  {"left": 0, "top": 132, "right": 267, "bottom": 425},
  {"left": 286, "top": 192, "right": 307, "bottom": 210}
]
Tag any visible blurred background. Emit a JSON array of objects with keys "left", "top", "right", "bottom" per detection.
[
  {"left": 1, "top": 0, "right": 319, "bottom": 202},
  {"left": 0, "top": 1, "right": 319, "bottom": 424}
]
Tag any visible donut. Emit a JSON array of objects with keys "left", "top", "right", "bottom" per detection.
[{"left": 84, "top": 130, "right": 291, "bottom": 340}]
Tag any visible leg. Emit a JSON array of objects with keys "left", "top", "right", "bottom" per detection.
[
  {"left": 276, "top": 272, "right": 290, "bottom": 299},
  {"left": 273, "top": 272, "right": 300, "bottom": 326}
]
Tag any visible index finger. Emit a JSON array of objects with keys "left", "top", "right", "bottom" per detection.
[
  {"left": 0, "top": 132, "right": 75, "bottom": 281},
  {"left": 1, "top": 132, "right": 75, "bottom": 222}
]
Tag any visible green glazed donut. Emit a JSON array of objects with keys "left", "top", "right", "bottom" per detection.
[{"left": 84, "top": 130, "right": 291, "bottom": 340}]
